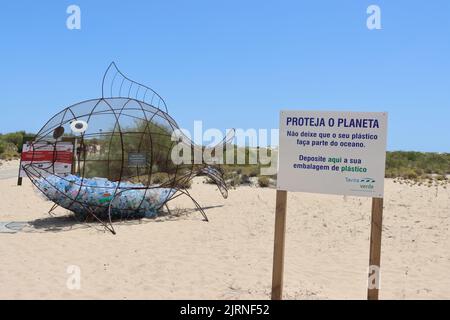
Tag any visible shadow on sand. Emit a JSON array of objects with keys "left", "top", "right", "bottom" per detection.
[{"left": 26, "top": 205, "right": 224, "bottom": 233}]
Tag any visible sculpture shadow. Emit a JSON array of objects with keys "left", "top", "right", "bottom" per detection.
[{"left": 26, "top": 205, "right": 224, "bottom": 233}]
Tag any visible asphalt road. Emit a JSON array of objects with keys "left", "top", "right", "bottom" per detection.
[{"left": 0, "top": 163, "right": 19, "bottom": 180}]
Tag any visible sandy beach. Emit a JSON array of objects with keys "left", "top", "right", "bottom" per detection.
[{"left": 0, "top": 160, "right": 449, "bottom": 300}]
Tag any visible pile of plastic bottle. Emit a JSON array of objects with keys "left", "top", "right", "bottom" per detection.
[{"left": 35, "top": 174, "right": 176, "bottom": 219}]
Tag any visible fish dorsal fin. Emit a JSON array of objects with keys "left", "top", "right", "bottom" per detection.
[{"left": 101, "top": 62, "right": 168, "bottom": 113}]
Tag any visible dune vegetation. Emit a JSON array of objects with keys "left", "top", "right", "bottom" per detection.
[
  {"left": 220, "top": 149, "right": 449, "bottom": 187},
  {"left": 1, "top": 131, "right": 448, "bottom": 187},
  {"left": 0, "top": 131, "right": 32, "bottom": 160}
]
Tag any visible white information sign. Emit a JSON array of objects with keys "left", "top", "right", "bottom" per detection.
[
  {"left": 19, "top": 142, "right": 74, "bottom": 178},
  {"left": 277, "top": 110, "right": 388, "bottom": 197}
]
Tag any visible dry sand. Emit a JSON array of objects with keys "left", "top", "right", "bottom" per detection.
[{"left": 0, "top": 161, "right": 449, "bottom": 300}]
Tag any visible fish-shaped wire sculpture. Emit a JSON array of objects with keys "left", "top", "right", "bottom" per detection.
[{"left": 22, "top": 62, "right": 233, "bottom": 234}]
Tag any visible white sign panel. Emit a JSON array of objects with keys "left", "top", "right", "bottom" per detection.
[
  {"left": 19, "top": 142, "right": 74, "bottom": 178},
  {"left": 277, "top": 110, "right": 388, "bottom": 197}
]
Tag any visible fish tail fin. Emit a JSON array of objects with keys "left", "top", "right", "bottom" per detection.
[{"left": 198, "top": 128, "right": 235, "bottom": 199}]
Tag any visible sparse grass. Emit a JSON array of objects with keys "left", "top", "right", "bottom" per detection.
[
  {"left": 0, "top": 142, "right": 19, "bottom": 160},
  {"left": 257, "top": 176, "right": 270, "bottom": 188},
  {"left": 151, "top": 172, "right": 170, "bottom": 185},
  {"left": 218, "top": 150, "right": 449, "bottom": 188},
  {"left": 226, "top": 172, "right": 241, "bottom": 187},
  {"left": 176, "top": 179, "right": 192, "bottom": 189},
  {"left": 0, "top": 150, "right": 19, "bottom": 160}
]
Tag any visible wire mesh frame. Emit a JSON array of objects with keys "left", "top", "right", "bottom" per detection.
[{"left": 23, "top": 63, "right": 230, "bottom": 234}]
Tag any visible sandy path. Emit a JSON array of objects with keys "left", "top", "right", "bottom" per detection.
[
  {"left": 0, "top": 166, "right": 449, "bottom": 299},
  {"left": 0, "top": 160, "right": 20, "bottom": 180}
]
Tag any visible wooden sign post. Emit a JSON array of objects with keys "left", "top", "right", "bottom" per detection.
[
  {"left": 367, "top": 197, "right": 384, "bottom": 300},
  {"left": 272, "top": 110, "right": 388, "bottom": 300},
  {"left": 271, "top": 190, "right": 288, "bottom": 300},
  {"left": 17, "top": 135, "right": 36, "bottom": 186},
  {"left": 271, "top": 195, "right": 384, "bottom": 300}
]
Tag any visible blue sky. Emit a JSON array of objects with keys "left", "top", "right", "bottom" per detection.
[{"left": 0, "top": 0, "right": 449, "bottom": 152}]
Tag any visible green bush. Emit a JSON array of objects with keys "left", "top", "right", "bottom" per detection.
[
  {"left": 2, "top": 132, "right": 25, "bottom": 147},
  {"left": 385, "top": 151, "right": 450, "bottom": 179},
  {"left": 0, "top": 141, "right": 19, "bottom": 160},
  {"left": 228, "top": 174, "right": 241, "bottom": 187},
  {"left": 385, "top": 168, "right": 398, "bottom": 179},
  {"left": 240, "top": 166, "right": 259, "bottom": 177},
  {"left": 0, "top": 140, "right": 5, "bottom": 155},
  {"left": 258, "top": 176, "right": 270, "bottom": 188},
  {"left": 0, "top": 131, "right": 34, "bottom": 158},
  {"left": 176, "top": 178, "right": 192, "bottom": 189},
  {"left": 151, "top": 172, "right": 170, "bottom": 184},
  {"left": 240, "top": 174, "right": 251, "bottom": 184}
]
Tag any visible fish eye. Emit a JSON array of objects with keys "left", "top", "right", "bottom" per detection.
[
  {"left": 70, "top": 120, "right": 89, "bottom": 134},
  {"left": 53, "top": 126, "right": 65, "bottom": 139}
]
